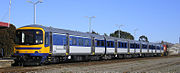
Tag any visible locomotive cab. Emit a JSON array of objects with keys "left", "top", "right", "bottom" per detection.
[{"left": 13, "top": 27, "right": 50, "bottom": 65}]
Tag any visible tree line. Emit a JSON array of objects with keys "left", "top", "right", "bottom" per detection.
[
  {"left": 0, "top": 24, "right": 16, "bottom": 57},
  {"left": 92, "top": 30, "right": 149, "bottom": 42}
]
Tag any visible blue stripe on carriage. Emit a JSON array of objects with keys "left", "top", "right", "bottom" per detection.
[
  {"left": 16, "top": 47, "right": 41, "bottom": 50},
  {"left": 14, "top": 53, "right": 49, "bottom": 56}
]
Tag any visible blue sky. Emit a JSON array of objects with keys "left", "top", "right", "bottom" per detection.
[{"left": 0, "top": 0, "right": 180, "bottom": 43}]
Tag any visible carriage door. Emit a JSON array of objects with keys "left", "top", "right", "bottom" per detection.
[
  {"left": 91, "top": 37, "right": 95, "bottom": 55},
  {"left": 50, "top": 32, "right": 53, "bottom": 53},
  {"left": 115, "top": 40, "right": 118, "bottom": 54},
  {"left": 128, "top": 41, "right": 130, "bottom": 54},
  {"left": 66, "top": 33, "right": 70, "bottom": 56},
  {"left": 140, "top": 42, "right": 142, "bottom": 54},
  {"left": 134, "top": 42, "right": 136, "bottom": 53},
  {"left": 147, "top": 43, "right": 149, "bottom": 53},
  {"left": 104, "top": 37, "right": 107, "bottom": 55}
]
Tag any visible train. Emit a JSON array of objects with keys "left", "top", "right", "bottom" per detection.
[{"left": 13, "top": 24, "right": 165, "bottom": 65}]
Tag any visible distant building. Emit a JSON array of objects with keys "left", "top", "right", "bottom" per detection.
[
  {"left": 0, "top": 22, "right": 9, "bottom": 29},
  {"left": 168, "top": 44, "right": 180, "bottom": 55}
]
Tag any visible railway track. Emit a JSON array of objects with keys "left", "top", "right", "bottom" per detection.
[{"left": 0, "top": 55, "right": 179, "bottom": 73}]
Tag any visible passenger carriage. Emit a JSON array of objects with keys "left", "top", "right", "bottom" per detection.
[{"left": 13, "top": 24, "right": 165, "bottom": 65}]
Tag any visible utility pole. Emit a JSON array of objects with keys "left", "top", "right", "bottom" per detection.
[
  {"left": 8, "top": 0, "right": 11, "bottom": 27},
  {"left": 27, "top": 0, "right": 43, "bottom": 24},
  {"left": 134, "top": 28, "right": 138, "bottom": 40},
  {"left": 85, "top": 16, "right": 96, "bottom": 33},
  {"left": 179, "top": 37, "right": 180, "bottom": 44},
  {"left": 116, "top": 24, "right": 124, "bottom": 38}
]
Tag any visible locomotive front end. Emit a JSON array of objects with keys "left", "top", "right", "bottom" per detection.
[{"left": 13, "top": 27, "right": 49, "bottom": 65}]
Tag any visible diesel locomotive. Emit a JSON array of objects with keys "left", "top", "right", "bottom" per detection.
[{"left": 13, "top": 24, "right": 164, "bottom": 65}]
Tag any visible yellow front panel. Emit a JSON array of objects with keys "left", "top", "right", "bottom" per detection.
[{"left": 14, "top": 27, "right": 50, "bottom": 54}]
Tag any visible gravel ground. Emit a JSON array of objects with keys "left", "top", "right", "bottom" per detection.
[
  {"left": 37, "top": 56, "right": 180, "bottom": 73},
  {"left": 0, "top": 56, "right": 180, "bottom": 73},
  {"left": 0, "top": 59, "right": 14, "bottom": 68}
]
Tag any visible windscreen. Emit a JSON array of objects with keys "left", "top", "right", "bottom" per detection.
[{"left": 15, "top": 30, "right": 43, "bottom": 45}]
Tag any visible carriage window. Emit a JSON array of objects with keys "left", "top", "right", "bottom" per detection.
[
  {"left": 153, "top": 46, "right": 155, "bottom": 49},
  {"left": 149, "top": 45, "right": 153, "bottom": 49},
  {"left": 72, "top": 37, "right": 77, "bottom": 45},
  {"left": 157, "top": 46, "right": 160, "bottom": 50},
  {"left": 149, "top": 45, "right": 151, "bottom": 49},
  {"left": 124, "top": 43, "right": 127, "bottom": 48},
  {"left": 97, "top": 40, "right": 101, "bottom": 46},
  {"left": 84, "top": 39, "right": 90, "bottom": 46},
  {"left": 16, "top": 30, "right": 43, "bottom": 45},
  {"left": 118, "top": 42, "right": 127, "bottom": 48},
  {"left": 96, "top": 40, "right": 105, "bottom": 47},
  {"left": 78, "top": 38, "right": 84, "bottom": 46},
  {"left": 111, "top": 41, "right": 114, "bottom": 47},
  {"left": 130, "top": 44, "right": 134, "bottom": 48},
  {"left": 145, "top": 45, "right": 147, "bottom": 48},
  {"left": 142, "top": 44, "right": 147, "bottom": 49},
  {"left": 107, "top": 41, "right": 110, "bottom": 47},
  {"left": 118, "top": 42, "right": 120, "bottom": 48},
  {"left": 137, "top": 44, "right": 140, "bottom": 48},
  {"left": 121, "top": 43, "right": 124, "bottom": 48},
  {"left": 101, "top": 40, "right": 105, "bottom": 46}
]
